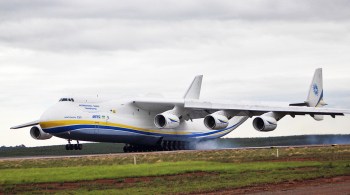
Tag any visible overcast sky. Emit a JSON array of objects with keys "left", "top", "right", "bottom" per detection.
[{"left": 1, "top": 0, "right": 350, "bottom": 147}]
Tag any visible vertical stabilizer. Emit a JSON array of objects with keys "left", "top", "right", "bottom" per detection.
[
  {"left": 306, "top": 68, "right": 326, "bottom": 107},
  {"left": 289, "top": 68, "right": 327, "bottom": 121},
  {"left": 306, "top": 68, "right": 327, "bottom": 121},
  {"left": 184, "top": 75, "right": 203, "bottom": 99}
]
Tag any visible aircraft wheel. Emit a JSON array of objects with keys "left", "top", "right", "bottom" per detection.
[
  {"left": 183, "top": 142, "right": 188, "bottom": 150},
  {"left": 174, "top": 141, "right": 179, "bottom": 150},
  {"left": 179, "top": 142, "right": 184, "bottom": 150},
  {"left": 169, "top": 141, "right": 175, "bottom": 151},
  {"left": 129, "top": 145, "right": 135, "bottom": 152},
  {"left": 65, "top": 144, "right": 69, "bottom": 150},
  {"left": 126, "top": 146, "right": 131, "bottom": 153},
  {"left": 156, "top": 144, "right": 163, "bottom": 151},
  {"left": 166, "top": 141, "right": 171, "bottom": 151},
  {"left": 163, "top": 141, "right": 169, "bottom": 151},
  {"left": 151, "top": 146, "right": 157, "bottom": 152},
  {"left": 78, "top": 144, "right": 83, "bottom": 150},
  {"left": 136, "top": 145, "right": 142, "bottom": 152},
  {"left": 69, "top": 144, "right": 74, "bottom": 150}
]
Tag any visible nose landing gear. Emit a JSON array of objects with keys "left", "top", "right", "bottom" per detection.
[{"left": 65, "top": 140, "right": 83, "bottom": 150}]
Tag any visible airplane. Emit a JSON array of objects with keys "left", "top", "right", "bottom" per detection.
[{"left": 11, "top": 68, "right": 349, "bottom": 152}]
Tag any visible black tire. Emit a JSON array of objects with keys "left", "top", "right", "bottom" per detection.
[
  {"left": 174, "top": 141, "right": 179, "bottom": 150},
  {"left": 78, "top": 144, "right": 83, "bottom": 150},
  {"left": 130, "top": 145, "right": 134, "bottom": 152},
  {"left": 126, "top": 146, "right": 131, "bottom": 153},
  {"left": 69, "top": 144, "right": 74, "bottom": 150},
  {"left": 65, "top": 144, "right": 69, "bottom": 150}
]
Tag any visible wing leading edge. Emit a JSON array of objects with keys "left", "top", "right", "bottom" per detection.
[
  {"left": 11, "top": 120, "right": 39, "bottom": 129},
  {"left": 184, "top": 100, "right": 349, "bottom": 118}
]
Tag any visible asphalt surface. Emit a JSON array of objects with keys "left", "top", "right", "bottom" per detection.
[{"left": 0, "top": 144, "right": 344, "bottom": 161}]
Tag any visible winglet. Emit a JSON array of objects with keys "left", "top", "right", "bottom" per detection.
[{"left": 183, "top": 75, "right": 203, "bottom": 100}]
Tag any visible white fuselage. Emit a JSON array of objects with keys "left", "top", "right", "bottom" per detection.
[{"left": 39, "top": 99, "right": 248, "bottom": 145}]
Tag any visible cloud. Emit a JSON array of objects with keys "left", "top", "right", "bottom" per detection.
[
  {"left": 0, "top": 0, "right": 350, "bottom": 146},
  {"left": 1, "top": 0, "right": 350, "bottom": 21},
  {"left": 1, "top": 0, "right": 350, "bottom": 52}
]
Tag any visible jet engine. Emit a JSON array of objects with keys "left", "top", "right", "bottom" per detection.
[
  {"left": 154, "top": 113, "right": 180, "bottom": 129},
  {"left": 30, "top": 126, "right": 52, "bottom": 140},
  {"left": 204, "top": 112, "right": 229, "bottom": 130},
  {"left": 252, "top": 116, "right": 277, "bottom": 132}
]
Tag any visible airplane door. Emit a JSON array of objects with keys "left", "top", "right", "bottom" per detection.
[{"left": 94, "top": 121, "right": 99, "bottom": 134}]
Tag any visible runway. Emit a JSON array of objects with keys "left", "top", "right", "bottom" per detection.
[{"left": 0, "top": 144, "right": 344, "bottom": 161}]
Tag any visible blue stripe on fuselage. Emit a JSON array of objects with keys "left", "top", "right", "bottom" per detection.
[{"left": 43, "top": 122, "right": 240, "bottom": 138}]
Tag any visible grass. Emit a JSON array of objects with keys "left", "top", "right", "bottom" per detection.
[
  {"left": 2, "top": 160, "right": 348, "bottom": 194},
  {"left": 0, "top": 161, "right": 327, "bottom": 185},
  {"left": 1, "top": 145, "right": 350, "bottom": 194}
]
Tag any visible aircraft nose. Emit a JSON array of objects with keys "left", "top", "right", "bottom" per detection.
[
  {"left": 39, "top": 103, "right": 61, "bottom": 130},
  {"left": 39, "top": 102, "right": 75, "bottom": 132},
  {"left": 40, "top": 101, "right": 79, "bottom": 123},
  {"left": 40, "top": 102, "right": 71, "bottom": 123},
  {"left": 40, "top": 104, "right": 58, "bottom": 122}
]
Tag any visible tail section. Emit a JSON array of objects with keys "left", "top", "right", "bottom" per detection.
[
  {"left": 290, "top": 68, "right": 327, "bottom": 121},
  {"left": 306, "top": 68, "right": 327, "bottom": 107},
  {"left": 184, "top": 75, "right": 203, "bottom": 100}
]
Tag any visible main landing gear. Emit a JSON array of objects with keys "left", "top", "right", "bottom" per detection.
[
  {"left": 123, "top": 140, "right": 192, "bottom": 153},
  {"left": 65, "top": 140, "right": 83, "bottom": 150}
]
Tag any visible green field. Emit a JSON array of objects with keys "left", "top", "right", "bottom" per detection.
[{"left": 1, "top": 145, "right": 350, "bottom": 194}]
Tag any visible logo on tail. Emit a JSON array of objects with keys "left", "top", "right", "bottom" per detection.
[{"left": 312, "top": 84, "right": 319, "bottom": 96}]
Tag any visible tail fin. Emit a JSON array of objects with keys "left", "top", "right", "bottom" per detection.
[
  {"left": 306, "top": 68, "right": 327, "bottom": 108},
  {"left": 184, "top": 75, "right": 203, "bottom": 100},
  {"left": 289, "top": 68, "right": 327, "bottom": 121}
]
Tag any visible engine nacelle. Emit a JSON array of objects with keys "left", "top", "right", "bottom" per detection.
[
  {"left": 154, "top": 113, "right": 180, "bottom": 129},
  {"left": 30, "top": 126, "right": 52, "bottom": 140},
  {"left": 204, "top": 113, "right": 229, "bottom": 130},
  {"left": 252, "top": 116, "right": 277, "bottom": 132}
]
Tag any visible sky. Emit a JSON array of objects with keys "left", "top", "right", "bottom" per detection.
[{"left": 1, "top": 0, "right": 350, "bottom": 147}]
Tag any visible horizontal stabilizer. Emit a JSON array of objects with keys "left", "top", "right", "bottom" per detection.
[{"left": 289, "top": 102, "right": 308, "bottom": 107}]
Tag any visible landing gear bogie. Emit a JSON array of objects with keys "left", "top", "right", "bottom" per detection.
[
  {"left": 123, "top": 141, "right": 191, "bottom": 153},
  {"left": 65, "top": 140, "right": 83, "bottom": 151}
]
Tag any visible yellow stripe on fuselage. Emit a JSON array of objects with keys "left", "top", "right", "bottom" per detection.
[{"left": 40, "top": 120, "right": 193, "bottom": 135}]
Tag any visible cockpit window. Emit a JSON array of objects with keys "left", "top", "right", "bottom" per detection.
[{"left": 59, "top": 98, "right": 74, "bottom": 102}]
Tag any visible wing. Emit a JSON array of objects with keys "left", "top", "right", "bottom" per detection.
[
  {"left": 184, "top": 100, "right": 349, "bottom": 118},
  {"left": 11, "top": 120, "right": 39, "bottom": 129},
  {"left": 132, "top": 98, "right": 183, "bottom": 113},
  {"left": 133, "top": 98, "right": 211, "bottom": 120}
]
